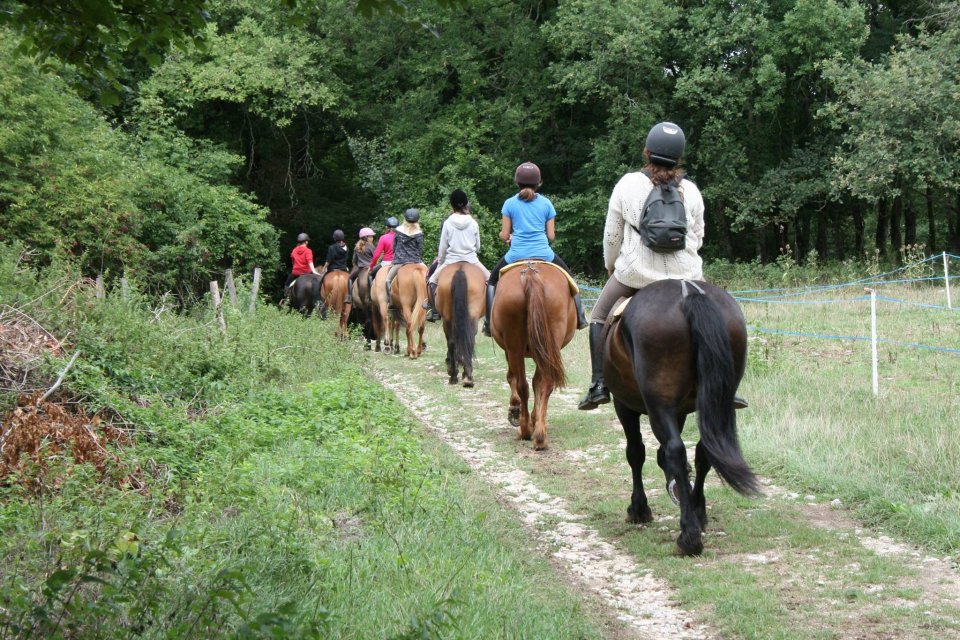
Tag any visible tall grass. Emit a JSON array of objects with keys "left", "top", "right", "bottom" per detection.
[{"left": 0, "top": 245, "right": 604, "bottom": 638}]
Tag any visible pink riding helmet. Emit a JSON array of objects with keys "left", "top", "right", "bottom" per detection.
[{"left": 358, "top": 227, "right": 375, "bottom": 238}]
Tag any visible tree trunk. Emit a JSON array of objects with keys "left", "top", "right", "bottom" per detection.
[
  {"left": 815, "top": 207, "right": 829, "bottom": 260},
  {"left": 890, "top": 194, "right": 903, "bottom": 260},
  {"left": 950, "top": 191, "right": 960, "bottom": 253},
  {"left": 904, "top": 201, "right": 917, "bottom": 248},
  {"left": 712, "top": 201, "right": 735, "bottom": 259},
  {"left": 875, "top": 198, "right": 889, "bottom": 257},
  {"left": 797, "top": 210, "right": 810, "bottom": 260},
  {"left": 852, "top": 200, "right": 865, "bottom": 258},
  {"left": 926, "top": 187, "right": 937, "bottom": 252}
]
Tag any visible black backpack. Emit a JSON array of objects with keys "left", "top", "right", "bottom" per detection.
[{"left": 631, "top": 170, "right": 687, "bottom": 253}]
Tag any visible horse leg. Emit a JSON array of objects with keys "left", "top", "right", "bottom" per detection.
[
  {"left": 691, "top": 440, "right": 711, "bottom": 531},
  {"left": 505, "top": 350, "right": 528, "bottom": 437},
  {"left": 649, "top": 405, "right": 702, "bottom": 556},
  {"left": 614, "top": 400, "right": 653, "bottom": 524},
  {"left": 461, "top": 319, "right": 477, "bottom": 388},
  {"left": 530, "top": 366, "right": 552, "bottom": 450},
  {"left": 444, "top": 319, "right": 458, "bottom": 384}
]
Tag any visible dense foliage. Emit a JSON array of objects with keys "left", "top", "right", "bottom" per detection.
[{"left": 1, "top": 0, "right": 959, "bottom": 294}]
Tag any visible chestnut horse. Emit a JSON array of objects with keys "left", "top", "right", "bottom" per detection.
[
  {"left": 604, "top": 279, "right": 760, "bottom": 556},
  {"left": 389, "top": 263, "right": 428, "bottom": 358},
  {"left": 319, "top": 270, "right": 349, "bottom": 335},
  {"left": 435, "top": 262, "right": 486, "bottom": 387},
  {"left": 491, "top": 261, "right": 576, "bottom": 450}
]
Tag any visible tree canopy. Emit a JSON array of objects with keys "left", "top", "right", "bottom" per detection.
[{"left": 1, "top": 0, "right": 959, "bottom": 296}]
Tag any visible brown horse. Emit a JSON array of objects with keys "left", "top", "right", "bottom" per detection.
[
  {"left": 435, "top": 262, "right": 486, "bottom": 387},
  {"left": 604, "top": 279, "right": 760, "bottom": 556},
  {"left": 340, "top": 267, "right": 375, "bottom": 349},
  {"left": 491, "top": 261, "right": 577, "bottom": 450},
  {"left": 320, "top": 271, "right": 349, "bottom": 339},
  {"left": 369, "top": 265, "right": 395, "bottom": 353},
  {"left": 389, "top": 263, "right": 428, "bottom": 358}
]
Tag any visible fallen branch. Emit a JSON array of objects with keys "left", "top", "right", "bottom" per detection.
[{"left": 37, "top": 350, "right": 80, "bottom": 405}]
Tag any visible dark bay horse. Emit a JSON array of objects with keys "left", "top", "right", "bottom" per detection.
[
  {"left": 288, "top": 274, "right": 322, "bottom": 316},
  {"left": 340, "top": 267, "right": 375, "bottom": 349},
  {"left": 320, "top": 270, "right": 349, "bottom": 338},
  {"left": 491, "top": 261, "right": 576, "bottom": 450},
  {"left": 435, "top": 262, "right": 486, "bottom": 387},
  {"left": 604, "top": 279, "right": 760, "bottom": 556},
  {"left": 390, "top": 263, "right": 428, "bottom": 358},
  {"left": 369, "top": 266, "right": 391, "bottom": 353}
]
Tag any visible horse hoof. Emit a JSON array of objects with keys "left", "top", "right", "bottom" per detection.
[
  {"left": 516, "top": 428, "right": 531, "bottom": 441},
  {"left": 448, "top": 376, "right": 458, "bottom": 385},
  {"left": 508, "top": 408, "right": 520, "bottom": 427},
  {"left": 627, "top": 505, "right": 654, "bottom": 524},
  {"left": 462, "top": 378, "right": 474, "bottom": 388},
  {"left": 364, "top": 344, "right": 372, "bottom": 351},
  {"left": 533, "top": 440, "right": 548, "bottom": 451},
  {"left": 676, "top": 531, "right": 704, "bottom": 557}
]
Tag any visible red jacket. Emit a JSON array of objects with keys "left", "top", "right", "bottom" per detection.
[
  {"left": 291, "top": 245, "right": 314, "bottom": 275},
  {"left": 370, "top": 231, "right": 395, "bottom": 265}
]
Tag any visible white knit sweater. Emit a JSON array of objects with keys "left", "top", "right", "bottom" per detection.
[{"left": 603, "top": 171, "right": 705, "bottom": 288}]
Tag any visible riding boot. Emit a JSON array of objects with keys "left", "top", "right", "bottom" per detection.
[
  {"left": 481, "top": 284, "right": 495, "bottom": 337},
  {"left": 574, "top": 293, "right": 588, "bottom": 329},
  {"left": 578, "top": 323, "right": 610, "bottom": 410},
  {"left": 425, "top": 282, "right": 440, "bottom": 321},
  {"left": 345, "top": 279, "right": 354, "bottom": 305},
  {"left": 385, "top": 279, "right": 393, "bottom": 309}
]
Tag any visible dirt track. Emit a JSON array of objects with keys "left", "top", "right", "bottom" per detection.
[{"left": 367, "top": 327, "right": 960, "bottom": 639}]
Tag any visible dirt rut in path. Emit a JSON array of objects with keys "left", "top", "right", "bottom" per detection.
[{"left": 374, "top": 369, "right": 713, "bottom": 640}]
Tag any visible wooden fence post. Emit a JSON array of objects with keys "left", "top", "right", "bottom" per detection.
[
  {"left": 210, "top": 281, "right": 227, "bottom": 335},
  {"left": 95, "top": 275, "right": 105, "bottom": 299},
  {"left": 224, "top": 269, "right": 238, "bottom": 307},
  {"left": 249, "top": 268, "right": 261, "bottom": 313}
]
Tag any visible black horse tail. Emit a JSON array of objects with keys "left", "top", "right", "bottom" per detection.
[
  {"left": 451, "top": 268, "right": 475, "bottom": 369},
  {"left": 682, "top": 290, "right": 760, "bottom": 496}
]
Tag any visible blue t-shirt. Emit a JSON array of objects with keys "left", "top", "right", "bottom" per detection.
[{"left": 502, "top": 193, "right": 556, "bottom": 263}]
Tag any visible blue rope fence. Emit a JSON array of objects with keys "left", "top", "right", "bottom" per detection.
[{"left": 576, "top": 252, "right": 959, "bottom": 356}]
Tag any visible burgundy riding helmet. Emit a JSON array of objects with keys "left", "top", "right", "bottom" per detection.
[{"left": 514, "top": 162, "right": 541, "bottom": 186}]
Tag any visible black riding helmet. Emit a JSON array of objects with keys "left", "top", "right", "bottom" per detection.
[
  {"left": 332, "top": 229, "right": 345, "bottom": 242},
  {"left": 296, "top": 232, "right": 310, "bottom": 242},
  {"left": 403, "top": 208, "right": 420, "bottom": 223},
  {"left": 385, "top": 216, "right": 399, "bottom": 228},
  {"left": 645, "top": 122, "right": 686, "bottom": 167}
]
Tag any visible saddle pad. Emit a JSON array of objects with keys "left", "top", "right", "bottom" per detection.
[
  {"left": 610, "top": 296, "right": 632, "bottom": 320},
  {"left": 498, "top": 260, "right": 579, "bottom": 296}
]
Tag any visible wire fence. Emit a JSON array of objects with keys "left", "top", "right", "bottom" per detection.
[{"left": 576, "top": 252, "right": 959, "bottom": 395}]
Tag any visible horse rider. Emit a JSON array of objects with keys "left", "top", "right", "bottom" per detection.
[
  {"left": 482, "top": 161, "right": 588, "bottom": 336},
  {"left": 319, "top": 229, "right": 350, "bottom": 287},
  {"left": 345, "top": 227, "right": 376, "bottom": 305},
  {"left": 368, "top": 216, "right": 399, "bottom": 290},
  {"left": 385, "top": 208, "right": 425, "bottom": 308},
  {"left": 284, "top": 232, "right": 321, "bottom": 291},
  {"left": 577, "top": 122, "right": 747, "bottom": 411},
  {"left": 424, "top": 189, "right": 489, "bottom": 319}
]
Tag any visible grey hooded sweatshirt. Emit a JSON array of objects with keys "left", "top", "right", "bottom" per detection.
[{"left": 430, "top": 213, "right": 490, "bottom": 283}]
